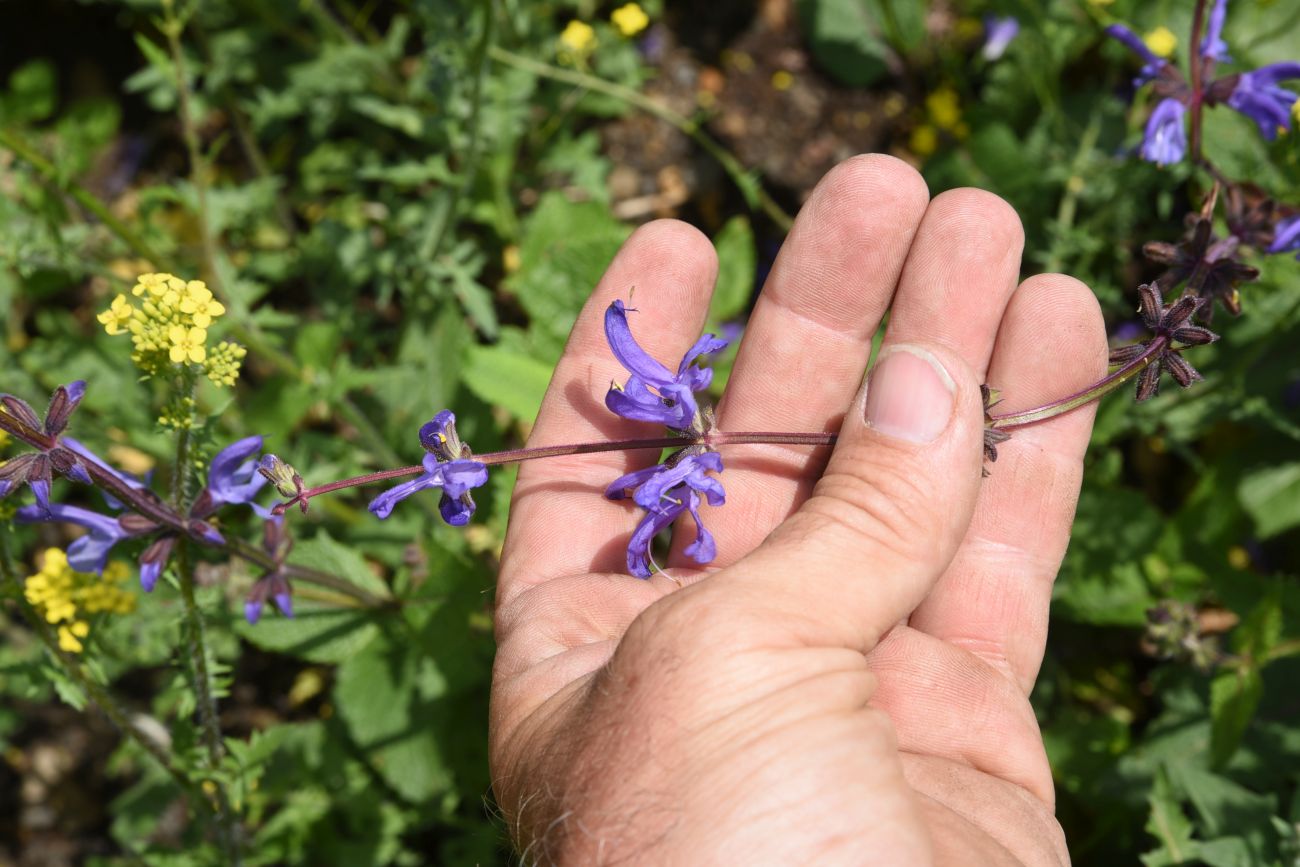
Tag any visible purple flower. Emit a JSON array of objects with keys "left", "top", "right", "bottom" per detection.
[
  {"left": 606, "top": 451, "right": 725, "bottom": 578},
  {"left": 0, "top": 381, "right": 94, "bottom": 516},
  {"left": 61, "top": 437, "right": 149, "bottom": 509},
  {"left": 138, "top": 536, "right": 175, "bottom": 592},
  {"left": 1268, "top": 214, "right": 1300, "bottom": 259},
  {"left": 1106, "top": 24, "right": 1167, "bottom": 87},
  {"left": 192, "top": 436, "right": 270, "bottom": 518},
  {"left": 1201, "top": 0, "right": 1230, "bottom": 63},
  {"left": 245, "top": 570, "right": 293, "bottom": 624},
  {"left": 368, "top": 453, "right": 489, "bottom": 524},
  {"left": 1141, "top": 98, "right": 1188, "bottom": 166},
  {"left": 604, "top": 301, "right": 727, "bottom": 434},
  {"left": 15, "top": 502, "right": 131, "bottom": 574},
  {"left": 1227, "top": 63, "right": 1300, "bottom": 140},
  {"left": 982, "top": 16, "right": 1020, "bottom": 62}
]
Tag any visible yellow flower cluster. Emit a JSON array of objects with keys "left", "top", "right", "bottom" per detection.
[
  {"left": 96, "top": 273, "right": 244, "bottom": 387},
  {"left": 24, "top": 549, "right": 135, "bottom": 653},
  {"left": 611, "top": 3, "right": 649, "bottom": 37},
  {"left": 910, "top": 86, "right": 969, "bottom": 157}
]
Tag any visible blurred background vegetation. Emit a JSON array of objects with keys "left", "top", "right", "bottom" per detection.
[{"left": 1, "top": 0, "right": 1300, "bottom": 863}]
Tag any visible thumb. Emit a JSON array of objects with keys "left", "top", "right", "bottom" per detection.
[{"left": 713, "top": 343, "right": 985, "bottom": 652}]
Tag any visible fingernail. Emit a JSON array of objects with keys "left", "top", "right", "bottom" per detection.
[{"left": 863, "top": 345, "right": 955, "bottom": 444}]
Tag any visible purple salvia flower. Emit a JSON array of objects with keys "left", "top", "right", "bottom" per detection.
[
  {"left": 1201, "top": 0, "right": 1230, "bottom": 63},
  {"left": 139, "top": 536, "right": 175, "bottom": 592},
  {"left": 207, "top": 436, "right": 268, "bottom": 506},
  {"left": 0, "top": 381, "right": 96, "bottom": 517},
  {"left": 15, "top": 502, "right": 131, "bottom": 574},
  {"left": 982, "top": 16, "right": 1020, "bottom": 62},
  {"left": 1268, "top": 214, "right": 1300, "bottom": 259},
  {"left": 606, "top": 451, "right": 726, "bottom": 578},
  {"left": 1141, "top": 98, "right": 1188, "bottom": 166},
  {"left": 62, "top": 437, "right": 149, "bottom": 509},
  {"left": 1106, "top": 24, "right": 1167, "bottom": 87},
  {"left": 245, "top": 571, "right": 293, "bottom": 624},
  {"left": 1226, "top": 62, "right": 1300, "bottom": 140},
  {"left": 369, "top": 452, "right": 489, "bottom": 524},
  {"left": 604, "top": 300, "right": 727, "bottom": 434}
]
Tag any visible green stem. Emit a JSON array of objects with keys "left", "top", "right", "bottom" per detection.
[
  {"left": 0, "top": 527, "right": 191, "bottom": 794},
  {"left": 163, "top": 0, "right": 222, "bottom": 293},
  {"left": 168, "top": 381, "right": 242, "bottom": 863},
  {"left": 1044, "top": 109, "right": 1102, "bottom": 274},
  {"left": 489, "top": 46, "right": 794, "bottom": 232},
  {"left": 0, "top": 128, "right": 164, "bottom": 264},
  {"left": 176, "top": 535, "right": 242, "bottom": 864},
  {"left": 420, "top": 0, "right": 496, "bottom": 263}
]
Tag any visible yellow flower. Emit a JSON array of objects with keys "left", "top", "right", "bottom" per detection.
[
  {"left": 58, "top": 621, "right": 90, "bottom": 653},
  {"left": 926, "top": 87, "right": 962, "bottom": 131},
  {"left": 909, "top": 125, "right": 939, "bottom": 157},
  {"left": 97, "top": 294, "right": 135, "bottom": 335},
  {"left": 560, "top": 20, "right": 596, "bottom": 55},
  {"left": 771, "top": 70, "right": 794, "bottom": 91},
  {"left": 132, "top": 272, "right": 177, "bottom": 298},
  {"left": 1144, "top": 27, "right": 1177, "bottom": 59},
  {"left": 168, "top": 325, "right": 208, "bottom": 364},
  {"left": 203, "top": 341, "right": 248, "bottom": 387},
  {"left": 178, "top": 280, "right": 226, "bottom": 328},
  {"left": 23, "top": 549, "right": 135, "bottom": 654},
  {"left": 610, "top": 3, "right": 649, "bottom": 38}
]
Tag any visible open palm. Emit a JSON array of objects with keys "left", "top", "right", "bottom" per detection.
[{"left": 490, "top": 155, "right": 1105, "bottom": 865}]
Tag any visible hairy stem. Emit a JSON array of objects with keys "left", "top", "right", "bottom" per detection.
[
  {"left": 175, "top": 537, "right": 242, "bottom": 863},
  {"left": 991, "top": 338, "right": 1167, "bottom": 427},
  {"left": 489, "top": 46, "right": 794, "bottom": 231}
]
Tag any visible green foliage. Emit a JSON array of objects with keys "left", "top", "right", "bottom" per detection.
[{"left": 2, "top": 0, "right": 1300, "bottom": 864}]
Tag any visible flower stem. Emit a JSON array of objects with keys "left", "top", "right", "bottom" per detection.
[
  {"left": 1189, "top": 0, "right": 1210, "bottom": 164},
  {"left": 175, "top": 536, "right": 242, "bottom": 864},
  {"left": 163, "top": 0, "right": 221, "bottom": 294},
  {"left": 990, "top": 338, "right": 1166, "bottom": 428}
]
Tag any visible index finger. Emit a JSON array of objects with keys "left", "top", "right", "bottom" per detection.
[{"left": 496, "top": 219, "right": 718, "bottom": 611}]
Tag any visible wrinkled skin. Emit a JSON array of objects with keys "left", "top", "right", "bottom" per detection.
[{"left": 491, "top": 155, "right": 1107, "bottom": 865}]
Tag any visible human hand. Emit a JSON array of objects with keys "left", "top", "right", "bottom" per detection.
[{"left": 490, "top": 155, "right": 1107, "bottom": 865}]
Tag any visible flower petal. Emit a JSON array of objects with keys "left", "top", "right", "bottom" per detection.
[{"left": 604, "top": 301, "right": 675, "bottom": 386}]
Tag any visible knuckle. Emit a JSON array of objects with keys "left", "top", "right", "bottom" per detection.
[{"left": 799, "top": 455, "right": 938, "bottom": 564}]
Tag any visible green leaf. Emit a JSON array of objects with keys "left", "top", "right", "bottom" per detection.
[
  {"left": 349, "top": 95, "right": 424, "bottom": 138},
  {"left": 289, "top": 532, "right": 391, "bottom": 598},
  {"left": 1209, "top": 666, "right": 1263, "bottom": 768},
  {"left": 334, "top": 637, "right": 452, "bottom": 802},
  {"left": 1141, "top": 765, "right": 1199, "bottom": 867},
  {"left": 236, "top": 603, "right": 380, "bottom": 664},
  {"left": 462, "top": 345, "right": 554, "bottom": 421},
  {"left": 1238, "top": 463, "right": 1300, "bottom": 539},
  {"left": 709, "top": 216, "right": 756, "bottom": 324},
  {"left": 2, "top": 60, "right": 57, "bottom": 124},
  {"left": 796, "top": 0, "right": 891, "bottom": 87}
]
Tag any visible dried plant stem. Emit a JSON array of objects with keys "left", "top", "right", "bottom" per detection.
[{"left": 0, "top": 526, "right": 191, "bottom": 793}]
